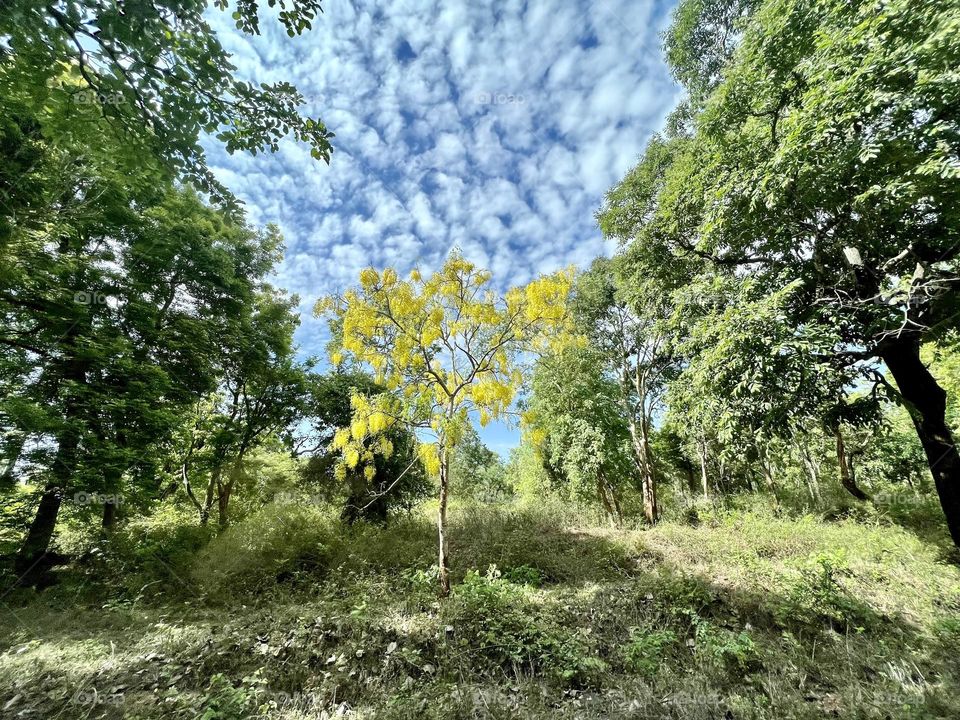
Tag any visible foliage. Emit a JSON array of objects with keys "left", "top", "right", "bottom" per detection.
[
  {"left": 317, "top": 253, "right": 571, "bottom": 477},
  {"left": 299, "top": 370, "right": 430, "bottom": 523},
  {"left": 527, "top": 343, "right": 634, "bottom": 519},
  {"left": 0, "top": 109, "right": 299, "bottom": 571},
  {"left": 621, "top": 625, "right": 677, "bottom": 677},
  {"left": 444, "top": 565, "right": 608, "bottom": 687},
  {"left": 317, "top": 253, "right": 571, "bottom": 592},
  {"left": 780, "top": 550, "right": 875, "bottom": 630},
  {"left": 448, "top": 424, "right": 509, "bottom": 503},
  {"left": 0, "top": 0, "right": 333, "bottom": 206},
  {"left": 604, "top": 0, "right": 960, "bottom": 544}
]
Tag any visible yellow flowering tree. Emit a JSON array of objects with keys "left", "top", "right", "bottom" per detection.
[{"left": 316, "top": 253, "right": 571, "bottom": 595}]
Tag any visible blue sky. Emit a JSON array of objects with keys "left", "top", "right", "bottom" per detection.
[{"left": 204, "top": 0, "right": 681, "bottom": 456}]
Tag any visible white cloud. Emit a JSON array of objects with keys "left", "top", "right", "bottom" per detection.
[{"left": 202, "top": 0, "right": 680, "bottom": 450}]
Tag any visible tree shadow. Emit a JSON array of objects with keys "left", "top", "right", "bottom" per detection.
[{"left": 1, "top": 511, "right": 958, "bottom": 719}]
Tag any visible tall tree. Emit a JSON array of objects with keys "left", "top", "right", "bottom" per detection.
[
  {"left": 317, "top": 254, "right": 570, "bottom": 595},
  {"left": 181, "top": 290, "right": 311, "bottom": 527},
  {"left": 448, "top": 424, "right": 508, "bottom": 503},
  {"left": 605, "top": 0, "right": 960, "bottom": 546},
  {"left": 295, "top": 370, "right": 431, "bottom": 522},
  {"left": 527, "top": 344, "right": 634, "bottom": 523},
  {"left": 569, "top": 257, "right": 675, "bottom": 524},
  {"left": 1, "top": 154, "right": 289, "bottom": 580}
]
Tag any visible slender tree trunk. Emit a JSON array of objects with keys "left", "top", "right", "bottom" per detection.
[
  {"left": 699, "top": 439, "right": 709, "bottom": 498},
  {"left": 216, "top": 458, "right": 242, "bottom": 529},
  {"left": 882, "top": 338, "right": 960, "bottom": 548},
  {"left": 608, "top": 481, "right": 623, "bottom": 525},
  {"left": 684, "top": 466, "right": 697, "bottom": 496},
  {"left": 759, "top": 449, "right": 781, "bottom": 506},
  {"left": 639, "top": 425, "right": 659, "bottom": 524},
  {"left": 14, "top": 484, "right": 64, "bottom": 581},
  {"left": 640, "top": 472, "right": 657, "bottom": 524},
  {"left": 99, "top": 449, "right": 126, "bottom": 532},
  {"left": 800, "top": 445, "right": 822, "bottom": 504},
  {"left": 217, "top": 484, "right": 231, "bottom": 529},
  {"left": 835, "top": 428, "right": 869, "bottom": 501},
  {"left": 200, "top": 467, "right": 218, "bottom": 526},
  {"left": 596, "top": 476, "right": 615, "bottom": 523},
  {"left": 627, "top": 418, "right": 658, "bottom": 524},
  {"left": 437, "top": 443, "right": 451, "bottom": 597}
]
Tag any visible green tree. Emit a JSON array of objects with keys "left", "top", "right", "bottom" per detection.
[
  {"left": 297, "top": 370, "right": 430, "bottom": 523},
  {"left": 0, "top": 0, "right": 332, "bottom": 206},
  {"left": 181, "top": 290, "right": 311, "bottom": 528},
  {"left": 569, "top": 257, "right": 675, "bottom": 523},
  {"left": 605, "top": 0, "right": 960, "bottom": 545},
  {"left": 448, "top": 425, "right": 508, "bottom": 503},
  {"left": 527, "top": 344, "right": 633, "bottom": 523},
  {"left": 1, "top": 159, "right": 289, "bottom": 580}
]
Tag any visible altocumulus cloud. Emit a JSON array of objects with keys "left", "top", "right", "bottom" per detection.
[{"left": 203, "top": 0, "right": 681, "bottom": 455}]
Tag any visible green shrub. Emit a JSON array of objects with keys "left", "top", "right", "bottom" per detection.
[
  {"left": 622, "top": 625, "right": 677, "bottom": 676},
  {"left": 450, "top": 504, "right": 632, "bottom": 583},
  {"left": 779, "top": 550, "right": 874, "bottom": 630},
  {"left": 192, "top": 502, "right": 331, "bottom": 596},
  {"left": 687, "top": 612, "right": 757, "bottom": 670},
  {"left": 443, "top": 565, "right": 607, "bottom": 687},
  {"left": 198, "top": 672, "right": 269, "bottom": 720},
  {"left": 97, "top": 503, "right": 214, "bottom": 594},
  {"left": 502, "top": 564, "right": 543, "bottom": 586},
  {"left": 652, "top": 570, "right": 717, "bottom": 616}
]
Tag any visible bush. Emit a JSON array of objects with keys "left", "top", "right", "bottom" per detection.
[
  {"left": 622, "top": 625, "right": 677, "bottom": 676},
  {"left": 778, "top": 550, "right": 875, "bottom": 630},
  {"left": 443, "top": 565, "right": 608, "bottom": 687},
  {"left": 92, "top": 503, "right": 215, "bottom": 595},
  {"left": 686, "top": 612, "right": 757, "bottom": 671},
  {"left": 192, "top": 501, "right": 331, "bottom": 596}
]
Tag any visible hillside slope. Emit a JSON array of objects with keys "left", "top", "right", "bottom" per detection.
[{"left": 1, "top": 503, "right": 958, "bottom": 719}]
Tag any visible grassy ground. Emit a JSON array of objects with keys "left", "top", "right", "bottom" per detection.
[{"left": 1, "top": 499, "right": 959, "bottom": 719}]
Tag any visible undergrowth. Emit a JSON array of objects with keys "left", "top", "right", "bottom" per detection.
[{"left": 1, "top": 501, "right": 958, "bottom": 719}]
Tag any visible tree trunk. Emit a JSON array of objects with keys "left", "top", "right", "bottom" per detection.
[
  {"left": 882, "top": 338, "right": 960, "bottom": 548},
  {"left": 217, "top": 484, "right": 231, "bottom": 529},
  {"left": 835, "top": 428, "right": 869, "bottom": 501},
  {"left": 99, "top": 459, "right": 124, "bottom": 532},
  {"left": 200, "top": 467, "right": 218, "bottom": 526},
  {"left": 759, "top": 449, "right": 781, "bottom": 506},
  {"left": 685, "top": 466, "right": 698, "bottom": 497},
  {"left": 640, "top": 425, "right": 659, "bottom": 524},
  {"left": 217, "top": 453, "right": 248, "bottom": 529},
  {"left": 800, "top": 445, "right": 822, "bottom": 504},
  {"left": 596, "top": 476, "right": 616, "bottom": 523},
  {"left": 14, "top": 483, "right": 64, "bottom": 582},
  {"left": 102, "top": 498, "right": 117, "bottom": 530},
  {"left": 14, "top": 357, "right": 84, "bottom": 583},
  {"left": 640, "top": 471, "right": 657, "bottom": 524},
  {"left": 608, "top": 481, "right": 623, "bottom": 525},
  {"left": 437, "top": 443, "right": 451, "bottom": 597},
  {"left": 627, "top": 419, "right": 658, "bottom": 524},
  {"left": 699, "top": 439, "right": 709, "bottom": 498}
]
